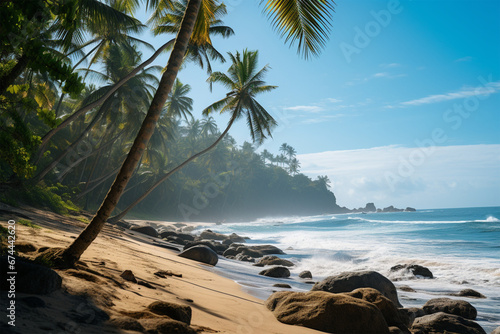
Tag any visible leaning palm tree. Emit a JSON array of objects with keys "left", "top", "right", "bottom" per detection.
[
  {"left": 45, "top": 0, "right": 335, "bottom": 267},
  {"left": 108, "top": 49, "right": 276, "bottom": 223}
]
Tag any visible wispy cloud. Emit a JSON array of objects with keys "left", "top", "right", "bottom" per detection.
[
  {"left": 283, "top": 105, "right": 323, "bottom": 113},
  {"left": 400, "top": 81, "right": 500, "bottom": 106},
  {"left": 455, "top": 56, "right": 473, "bottom": 62},
  {"left": 327, "top": 98, "right": 343, "bottom": 103},
  {"left": 302, "top": 114, "right": 347, "bottom": 124},
  {"left": 380, "top": 63, "right": 401, "bottom": 68},
  {"left": 346, "top": 72, "right": 406, "bottom": 86},
  {"left": 298, "top": 144, "right": 500, "bottom": 209}
]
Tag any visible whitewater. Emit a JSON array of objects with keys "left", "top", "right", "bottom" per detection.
[{"left": 190, "top": 206, "right": 500, "bottom": 332}]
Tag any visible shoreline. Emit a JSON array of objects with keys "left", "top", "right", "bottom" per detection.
[{"left": 0, "top": 203, "right": 323, "bottom": 333}]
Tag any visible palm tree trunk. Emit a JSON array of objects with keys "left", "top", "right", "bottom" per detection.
[
  {"left": 108, "top": 114, "right": 237, "bottom": 223},
  {"left": 33, "top": 101, "right": 108, "bottom": 184},
  {"left": 34, "top": 39, "right": 175, "bottom": 163},
  {"left": 58, "top": 0, "right": 202, "bottom": 265}
]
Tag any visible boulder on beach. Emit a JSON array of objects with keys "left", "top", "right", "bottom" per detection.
[
  {"left": 411, "top": 312, "right": 486, "bottom": 334},
  {"left": 183, "top": 241, "right": 227, "bottom": 255},
  {"left": 178, "top": 245, "right": 218, "bottom": 266},
  {"left": 120, "top": 270, "right": 137, "bottom": 283},
  {"left": 130, "top": 225, "right": 158, "bottom": 237},
  {"left": 398, "top": 307, "right": 425, "bottom": 328},
  {"left": 109, "top": 317, "right": 144, "bottom": 331},
  {"left": 223, "top": 244, "right": 285, "bottom": 258},
  {"left": 259, "top": 266, "right": 290, "bottom": 278},
  {"left": 235, "top": 253, "right": 254, "bottom": 262},
  {"left": 253, "top": 255, "right": 294, "bottom": 267},
  {"left": 346, "top": 288, "right": 407, "bottom": 330},
  {"left": 200, "top": 229, "right": 227, "bottom": 241},
  {"left": 266, "top": 291, "right": 390, "bottom": 334},
  {"left": 299, "top": 270, "right": 313, "bottom": 279},
  {"left": 423, "top": 297, "right": 477, "bottom": 320},
  {"left": 273, "top": 283, "right": 292, "bottom": 288},
  {"left": 312, "top": 271, "right": 402, "bottom": 307},
  {"left": 454, "top": 289, "right": 486, "bottom": 299},
  {"left": 0, "top": 256, "right": 62, "bottom": 294},
  {"left": 139, "top": 318, "right": 197, "bottom": 334},
  {"left": 147, "top": 301, "right": 192, "bottom": 325},
  {"left": 390, "top": 264, "right": 433, "bottom": 279}
]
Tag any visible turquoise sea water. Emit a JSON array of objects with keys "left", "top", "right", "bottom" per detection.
[{"left": 191, "top": 207, "right": 500, "bottom": 332}]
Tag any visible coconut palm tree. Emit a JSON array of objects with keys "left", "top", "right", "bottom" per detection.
[
  {"left": 49, "top": 0, "right": 335, "bottom": 266},
  {"left": 289, "top": 157, "right": 301, "bottom": 175},
  {"left": 107, "top": 49, "right": 276, "bottom": 223}
]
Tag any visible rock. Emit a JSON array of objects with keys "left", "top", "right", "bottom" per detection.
[
  {"left": 273, "top": 283, "right": 292, "bottom": 288},
  {"left": 411, "top": 312, "right": 486, "bottom": 334},
  {"left": 222, "top": 239, "right": 234, "bottom": 246},
  {"left": 234, "top": 254, "right": 254, "bottom": 262},
  {"left": 390, "top": 264, "right": 433, "bottom": 279},
  {"left": 491, "top": 326, "right": 500, "bottom": 334},
  {"left": 399, "top": 307, "right": 425, "bottom": 327},
  {"left": 200, "top": 229, "right": 227, "bottom": 241},
  {"left": 0, "top": 256, "right": 62, "bottom": 294},
  {"left": 364, "top": 203, "right": 377, "bottom": 212},
  {"left": 423, "top": 297, "right": 477, "bottom": 320},
  {"left": 259, "top": 266, "right": 290, "bottom": 278},
  {"left": 160, "top": 231, "right": 179, "bottom": 239},
  {"left": 15, "top": 242, "right": 37, "bottom": 253},
  {"left": 178, "top": 245, "right": 218, "bottom": 266},
  {"left": 109, "top": 316, "right": 144, "bottom": 331},
  {"left": 20, "top": 296, "right": 46, "bottom": 308},
  {"left": 253, "top": 255, "right": 294, "bottom": 267},
  {"left": 346, "top": 288, "right": 407, "bottom": 330},
  {"left": 398, "top": 285, "right": 416, "bottom": 292},
  {"left": 166, "top": 236, "right": 187, "bottom": 245},
  {"left": 383, "top": 206, "right": 404, "bottom": 212},
  {"left": 266, "top": 291, "right": 390, "bottom": 333},
  {"left": 130, "top": 225, "right": 158, "bottom": 237},
  {"left": 228, "top": 233, "right": 246, "bottom": 242},
  {"left": 147, "top": 301, "right": 192, "bottom": 325},
  {"left": 176, "top": 233, "right": 195, "bottom": 241},
  {"left": 183, "top": 241, "right": 227, "bottom": 255},
  {"left": 454, "top": 289, "right": 486, "bottom": 299},
  {"left": 299, "top": 270, "right": 313, "bottom": 279},
  {"left": 154, "top": 270, "right": 182, "bottom": 278},
  {"left": 312, "top": 270, "right": 402, "bottom": 307},
  {"left": 405, "top": 207, "right": 416, "bottom": 212},
  {"left": 140, "top": 318, "right": 196, "bottom": 334},
  {"left": 389, "top": 327, "right": 405, "bottom": 334},
  {"left": 120, "top": 270, "right": 137, "bottom": 283},
  {"left": 223, "top": 244, "right": 285, "bottom": 258}
]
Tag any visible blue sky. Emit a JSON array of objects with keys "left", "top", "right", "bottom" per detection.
[{"left": 135, "top": 0, "right": 500, "bottom": 209}]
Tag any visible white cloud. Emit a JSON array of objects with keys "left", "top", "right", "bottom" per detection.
[
  {"left": 401, "top": 81, "right": 500, "bottom": 106},
  {"left": 298, "top": 144, "right": 500, "bottom": 209},
  {"left": 455, "top": 56, "right": 473, "bottom": 62},
  {"left": 380, "top": 63, "right": 401, "bottom": 68},
  {"left": 283, "top": 105, "right": 323, "bottom": 113},
  {"left": 327, "top": 98, "right": 343, "bottom": 103}
]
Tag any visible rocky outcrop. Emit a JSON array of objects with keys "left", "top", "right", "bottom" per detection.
[
  {"left": 405, "top": 207, "right": 416, "bottom": 212},
  {"left": 0, "top": 256, "right": 62, "bottom": 294},
  {"left": 423, "top": 297, "right": 477, "bottom": 320},
  {"left": 383, "top": 206, "right": 404, "bottom": 213},
  {"left": 253, "top": 255, "right": 294, "bottom": 267},
  {"left": 199, "top": 230, "right": 246, "bottom": 242},
  {"left": 266, "top": 291, "right": 390, "bottom": 334},
  {"left": 299, "top": 270, "right": 313, "bottom": 279},
  {"left": 178, "top": 245, "right": 218, "bottom": 266},
  {"left": 390, "top": 264, "right": 433, "bottom": 279},
  {"left": 259, "top": 266, "right": 290, "bottom": 278},
  {"left": 130, "top": 225, "right": 158, "bottom": 237},
  {"left": 411, "top": 312, "right": 485, "bottom": 334},
  {"left": 312, "top": 271, "right": 401, "bottom": 307}
]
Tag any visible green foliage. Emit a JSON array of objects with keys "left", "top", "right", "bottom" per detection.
[
  {"left": 17, "top": 219, "right": 41, "bottom": 229},
  {"left": 3, "top": 184, "right": 80, "bottom": 215}
]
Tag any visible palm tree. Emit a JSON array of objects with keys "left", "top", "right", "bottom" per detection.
[
  {"left": 200, "top": 116, "right": 218, "bottom": 137},
  {"left": 108, "top": 49, "right": 276, "bottom": 223},
  {"left": 289, "top": 157, "right": 301, "bottom": 175},
  {"left": 48, "top": 0, "right": 335, "bottom": 266},
  {"left": 261, "top": 149, "right": 273, "bottom": 165}
]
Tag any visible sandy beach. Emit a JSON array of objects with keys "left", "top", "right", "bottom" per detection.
[{"left": 0, "top": 203, "right": 322, "bottom": 333}]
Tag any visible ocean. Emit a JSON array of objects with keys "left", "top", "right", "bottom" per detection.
[{"left": 190, "top": 206, "right": 500, "bottom": 332}]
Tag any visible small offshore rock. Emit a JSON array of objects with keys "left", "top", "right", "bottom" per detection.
[
  {"left": 299, "top": 270, "right": 313, "bottom": 279},
  {"left": 423, "top": 298, "right": 477, "bottom": 320},
  {"left": 411, "top": 312, "right": 485, "bottom": 334},
  {"left": 454, "top": 289, "right": 486, "bottom": 299},
  {"left": 273, "top": 283, "right": 292, "bottom": 288},
  {"left": 259, "top": 266, "right": 290, "bottom": 278},
  {"left": 390, "top": 264, "right": 433, "bottom": 279},
  {"left": 253, "top": 255, "right": 294, "bottom": 267}
]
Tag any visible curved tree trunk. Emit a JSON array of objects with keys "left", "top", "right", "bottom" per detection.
[
  {"left": 109, "top": 114, "right": 237, "bottom": 223},
  {"left": 34, "top": 39, "right": 175, "bottom": 163},
  {"left": 33, "top": 100, "right": 108, "bottom": 184},
  {"left": 58, "top": 0, "right": 202, "bottom": 265}
]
